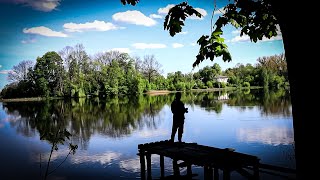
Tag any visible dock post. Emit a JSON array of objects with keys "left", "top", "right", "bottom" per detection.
[
  {"left": 208, "top": 166, "right": 213, "bottom": 179},
  {"left": 204, "top": 166, "right": 209, "bottom": 180},
  {"left": 173, "top": 159, "right": 180, "bottom": 176},
  {"left": 223, "top": 168, "right": 230, "bottom": 180},
  {"left": 253, "top": 161, "right": 260, "bottom": 180},
  {"left": 187, "top": 164, "right": 192, "bottom": 177},
  {"left": 160, "top": 155, "right": 164, "bottom": 178},
  {"left": 139, "top": 151, "right": 146, "bottom": 180},
  {"left": 214, "top": 168, "right": 219, "bottom": 179},
  {"left": 146, "top": 153, "right": 152, "bottom": 180}
]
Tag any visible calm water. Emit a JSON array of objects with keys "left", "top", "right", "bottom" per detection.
[{"left": 0, "top": 89, "right": 295, "bottom": 180}]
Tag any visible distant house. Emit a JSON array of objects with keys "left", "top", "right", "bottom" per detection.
[{"left": 214, "top": 75, "right": 228, "bottom": 83}]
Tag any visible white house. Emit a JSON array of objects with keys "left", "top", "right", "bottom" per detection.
[{"left": 214, "top": 75, "right": 228, "bottom": 83}]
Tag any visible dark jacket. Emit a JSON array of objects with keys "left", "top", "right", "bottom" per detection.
[{"left": 171, "top": 99, "right": 186, "bottom": 122}]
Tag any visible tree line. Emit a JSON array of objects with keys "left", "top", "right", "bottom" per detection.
[{"left": 0, "top": 44, "right": 288, "bottom": 99}]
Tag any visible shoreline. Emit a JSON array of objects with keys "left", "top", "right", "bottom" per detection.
[{"left": 0, "top": 87, "right": 263, "bottom": 102}]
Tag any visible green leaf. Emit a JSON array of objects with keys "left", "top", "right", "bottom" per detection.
[{"left": 212, "top": 28, "right": 223, "bottom": 37}]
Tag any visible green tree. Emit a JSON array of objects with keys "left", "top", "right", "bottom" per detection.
[{"left": 33, "top": 51, "right": 65, "bottom": 97}]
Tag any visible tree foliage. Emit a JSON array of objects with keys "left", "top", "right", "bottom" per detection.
[
  {"left": 120, "top": 0, "right": 279, "bottom": 68},
  {"left": 1, "top": 44, "right": 287, "bottom": 99}
]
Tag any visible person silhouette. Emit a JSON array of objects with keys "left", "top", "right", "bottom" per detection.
[{"left": 170, "top": 92, "right": 188, "bottom": 143}]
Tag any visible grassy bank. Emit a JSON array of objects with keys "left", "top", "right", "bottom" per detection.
[{"left": 0, "top": 97, "right": 45, "bottom": 102}]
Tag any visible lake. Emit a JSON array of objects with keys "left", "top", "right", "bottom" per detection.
[{"left": 0, "top": 89, "right": 295, "bottom": 180}]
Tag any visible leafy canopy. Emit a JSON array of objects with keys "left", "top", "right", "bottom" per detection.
[{"left": 120, "top": 0, "right": 279, "bottom": 67}]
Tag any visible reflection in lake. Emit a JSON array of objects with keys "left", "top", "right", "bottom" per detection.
[
  {"left": 0, "top": 89, "right": 294, "bottom": 179},
  {"left": 237, "top": 127, "right": 294, "bottom": 145}
]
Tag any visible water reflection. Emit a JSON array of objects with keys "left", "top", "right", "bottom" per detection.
[
  {"left": 2, "top": 89, "right": 291, "bottom": 148},
  {"left": 71, "top": 151, "right": 121, "bottom": 165},
  {"left": 237, "top": 127, "right": 294, "bottom": 145},
  {"left": 0, "top": 89, "right": 294, "bottom": 179}
]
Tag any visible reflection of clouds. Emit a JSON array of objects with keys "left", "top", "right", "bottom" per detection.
[
  {"left": 119, "top": 158, "right": 141, "bottom": 173},
  {"left": 237, "top": 127, "right": 294, "bottom": 145},
  {"left": 119, "top": 155, "right": 161, "bottom": 173},
  {"left": 33, "top": 148, "right": 70, "bottom": 162},
  {"left": 137, "top": 129, "right": 169, "bottom": 138},
  {"left": 33, "top": 149, "right": 121, "bottom": 165},
  {"left": 0, "top": 114, "right": 22, "bottom": 128},
  {"left": 1, "top": 115, "right": 21, "bottom": 123},
  {"left": 71, "top": 151, "right": 121, "bottom": 165}
]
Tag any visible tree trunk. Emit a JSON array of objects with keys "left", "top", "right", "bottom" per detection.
[{"left": 270, "top": 0, "right": 314, "bottom": 179}]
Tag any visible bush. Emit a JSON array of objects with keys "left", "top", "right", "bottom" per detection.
[
  {"left": 243, "top": 82, "right": 250, "bottom": 88},
  {"left": 220, "top": 82, "right": 226, "bottom": 88},
  {"left": 206, "top": 81, "right": 213, "bottom": 88}
]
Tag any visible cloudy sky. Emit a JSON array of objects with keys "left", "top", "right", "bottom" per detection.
[{"left": 0, "top": 0, "right": 284, "bottom": 89}]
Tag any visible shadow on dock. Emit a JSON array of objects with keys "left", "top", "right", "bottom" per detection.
[{"left": 138, "top": 140, "right": 296, "bottom": 180}]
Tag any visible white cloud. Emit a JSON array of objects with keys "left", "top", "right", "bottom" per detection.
[
  {"left": 261, "top": 35, "right": 283, "bottom": 42},
  {"left": 230, "top": 24, "right": 282, "bottom": 43},
  {"left": 21, "top": 40, "right": 31, "bottom": 44},
  {"left": 179, "top": 31, "right": 188, "bottom": 35},
  {"left": 108, "top": 48, "right": 132, "bottom": 54},
  {"left": 158, "top": 4, "right": 175, "bottom": 14},
  {"left": 63, "top": 20, "right": 121, "bottom": 32},
  {"left": 7, "top": 0, "right": 61, "bottom": 12},
  {"left": 23, "top": 26, "right": 67, "bottom": 37},
  {"left": 232, "top": 29, "right": 241, "bottom": 34},
  {"left": 149, "top": 14, "right": 162, "bottom": 19},
  {"left": 0, "top": 70, "right": 11, "bottom": 74},
  {"left": 262, "top": 25, "right": 282, "bottom": 42},
  {"left": 190, "top": 42, "right": 197, "bottom": 46},
  {"left": 21, "top": 38, "right": 36, "bottom": 44},
  {"left": 172, "top": 43, "right": 184, "bottom": 48},
  {"left": 214, "top": 7, "right": 226, "bottom": 15},
  {"left": 0, "top": 65, "right": 2, "bottom": 68},
  {"left": 189, "top": 8, "right": 207, "bottom": 20},
  {"left": 112, "top": 10, "right": 157, "bottom": 27},
  {"left": 230, "top": 35, "right": 250, "bottom": 42},
  {"left": 230, "top": 33, "right": 282, "bottom": 43},
  {"left": 132, "top": 43, "right": 166, "bottom": 49}
]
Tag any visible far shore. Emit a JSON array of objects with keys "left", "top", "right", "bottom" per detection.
[{"left": 0, "top": 87, "right": 262, "bottom": 102}]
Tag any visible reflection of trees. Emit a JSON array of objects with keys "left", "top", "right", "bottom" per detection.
[
  {"left": 2, "top": 89, "right": 291, "bottom": 150},
  {"left": 2, "top": 95, "right": 169, "bottom": 149},
  {"left": 226, "top": 89, "right": 291, "bottom": 117},
  {"left": 187, "top": 92, "right": 223, "bottom": 113},
  {"left": 3, "top": 101, "right": 78, "bottom": 180},
  {"left": 260, "top": 88, "right": 291, "bottom": 117}
]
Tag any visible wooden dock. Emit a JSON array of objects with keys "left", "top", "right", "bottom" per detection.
[{"left": 138, "top": 140, "right": 260, "bottom": 180}]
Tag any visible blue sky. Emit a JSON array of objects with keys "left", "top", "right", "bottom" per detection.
[{"left": 0, "top": 0, "right": 284, "bottom": 89}]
